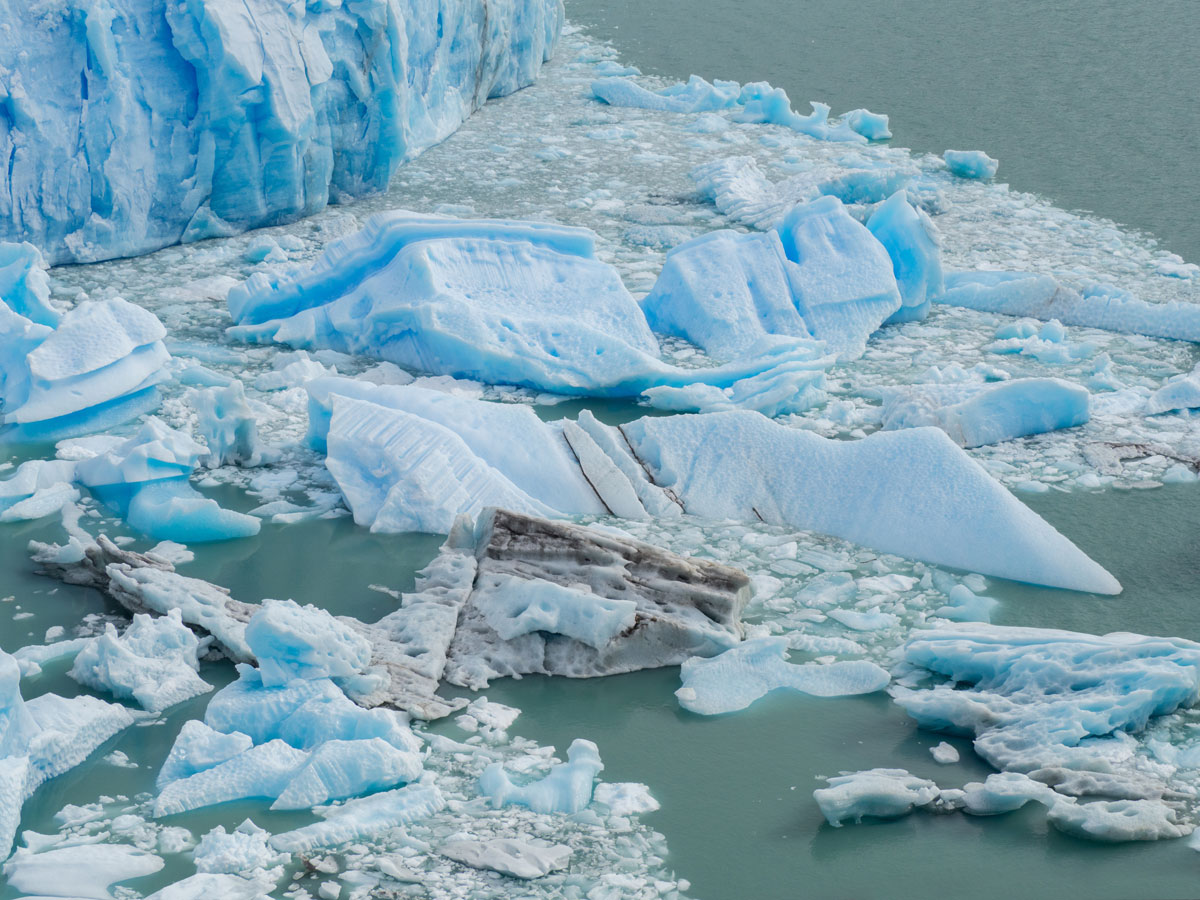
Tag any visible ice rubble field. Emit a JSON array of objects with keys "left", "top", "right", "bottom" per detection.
[{"left": 2, "top": 11, "right": 1200, "bottom": 900}]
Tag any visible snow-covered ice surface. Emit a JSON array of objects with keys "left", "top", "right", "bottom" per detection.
[{"left": 1, "top": 16, "right": 1200, "bottom": 900}]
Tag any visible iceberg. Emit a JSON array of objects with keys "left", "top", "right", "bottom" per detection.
[
  {"left": 194, "top": 820, "right": 287, "bottom": 878},
  {"left": 866, "top": 191, "right": 944, "bottom": 323},
  {"left": 937, "top": 271, "right": 1200, "bottom": 342},
  {"left": 1, "top": 0, "right": 565, "bottom": 264},
  {"left": 943, "top": 149, "right": 999, "bottom": 180},
  {"left": 642, "top": 197, "right": 900, "bottom": 362},
  {"left": 591, "top": 74, "right": 885, "bottom": 143},
  {"left": 74, "top": 417, "right": 260, "bottom": 542},
  {"left": 192, "top": 380, "right": 265, "bottom": 467},
  {"left": 814, "top": 769, "right": 941, "bottom": 826},
  {"left": 479, "top": 738, "right": 604, "bottom": 814},
  {"left": 1, "top": 286, "right": 171, "bottom": 443},
  {"left": 879, "top": 378, "right": 1091, "bottom": 448},
  {"left": 622, "top": 412, "right": 1121, "bottom": 593},
  {"left": 1146, "top": 364, "right": 1200, "bottom": 415},
  {"left": 893, "top": 624, "right": 1200, "bottom": 784},
  {"left": 69, "top": 609, "right": 212, "bottom": 713},
  {"left": 2, "top": 842, "right": 164, "bottom": 899},
  {"left": 229, "top": 211, "right": 832, "bottom": 401},
  {"left": 674, "top": 637, "right": 890, "bottom": 715},
  {"left": 0, "top": 241, "right": 58, "bottom": 326},
  {"left": 268, "top": 783, "right": 446, "bottom": 854},
  {"left": 0, "top": 649, "right": 134, "bottom": 859},
  {"left": 440, "top": 838, "right": 572, "bottom": 879}
]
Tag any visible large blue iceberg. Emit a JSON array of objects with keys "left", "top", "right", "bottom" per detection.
[{"left": 0, "top": 0, "right": 564, "bottom": 264}]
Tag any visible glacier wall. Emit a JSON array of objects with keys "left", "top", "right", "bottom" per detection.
[{"left": 0, "top": 0, "right": 564, "bottom": 265}]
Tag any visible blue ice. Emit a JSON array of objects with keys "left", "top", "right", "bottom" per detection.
[
  {"left": 0, "top": 0, "right": 564, "bottom": 264},
  {"left": 943, "top": 149, "right": 1000, "bottom": 180}
]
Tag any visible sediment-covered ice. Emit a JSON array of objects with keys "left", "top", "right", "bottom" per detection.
[
  {"left": 1, "top": 0, "right": 565, "bottom": 264},
  {"left": 674, "top": 637, "right": 889, "bottom": 715},
  {"left": 622, "top": 412, "right": 1120, "bottom": 593},
  {"left": 444, "top": 508, "right": 749, "bottom": 688},
  {"left": 879, "top": 378, "right": 1090, "bottom": 448}
]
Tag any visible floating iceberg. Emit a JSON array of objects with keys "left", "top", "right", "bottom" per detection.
[
  {"left": 192, "top": 380, "right": 265, "bottom": 467},
  {"left": 479, "top": 738, "right": 603, "bottom": 814},
  {"left": 228, "top": 211, "right": 830, "bottom": 403},
  {"left": 866, "top": 190, "right": 943, "bottom": 323},
  {"left": 269, "top": 783, "right": 446, "bottom": 854},
  {"left": 943, "top": 150, "right": 999, "bottom": 180},
  {"left": 814, "top": 769, "right": 941, "bottom": 826},
  {"left": 623, "top": 412, "right": 1120, "bottom": 593},
  {"left": 1, "top": 266, "right": 171, "bottom": 443},
  {"left": 69, "top": 609, "right": 212, "bottom": 713},
  {"left": 592, "top": 75, "right": 885, "bottom": 143},
  {"left": 2, "top": 842, "right": 164, "bottom": 899},
  {"left": 643, "top": 197, "right": 901, "bottom": 361},
  {"left": 0, "top": 242, "right": 58, "bottom": 326},
  {"left": 675, "top": 637, "right": 890, "bottom": 715},
  {"left": 1146, "top": 364, "right": 1200, "bottom": 415},
  {"left": 0, "top": 649, "right": 134, "bottom": 859},
  {"left": 937, "top": 271, "right": 1200, "bottom": 342},
  {"left": 893, "top": 624, "right": 1200, "bottom": 783},
  {"left": 1, "top": 0, "right": 564, "bottom": 264},
  {"left": 440, "top": 838, "right": 571, "bottom": 879},
  {"left": 879, "top": 378, "right": 1090, "bottom": 448},
  {"left": 74, "top": 417, "right": 260, "bottom": 542}
]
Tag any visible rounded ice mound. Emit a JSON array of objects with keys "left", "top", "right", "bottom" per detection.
[
  {"left": 943, "top": 149, "right": 999, "bottom": 180},
  {"left": 244, "top": 599, "right": 372, "bottom": 687}
]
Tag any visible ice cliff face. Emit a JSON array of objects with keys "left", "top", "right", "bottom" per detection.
[{"left": 0, "top": 0, "right": 565, "bottom": 264}]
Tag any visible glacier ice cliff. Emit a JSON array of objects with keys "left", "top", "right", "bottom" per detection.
[{"left": 0, "top": 0, "right": 564, "bottom": 264}]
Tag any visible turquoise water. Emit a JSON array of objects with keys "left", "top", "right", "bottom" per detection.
[{"left": 564, "top": 0, "right": 1200, "bottom": 264}]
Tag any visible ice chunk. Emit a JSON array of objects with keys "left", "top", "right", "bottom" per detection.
[
  {"left": 776, "top": 197, "right": 903, "bottom": 358},
  {"left": 1146, "top": 364, "right": 1200, "bottom": 415},
  {"left": 126, "top": 480, "right": 261, "bottom": 543},
  {"left": 622, "top": 412, "right": 1120, "bottom": 593},
  {"left": 158, "top": 721, "right": 254, "bottom": 789},
  {"left": 69, "top": 609, "right": 211, "bottom": 713},
  {"left": 479, "top": 739, "right": 603, "bottom": 814},
  {"left": 478, "top": 575, "right": 638, "bottom": 648},
  {"left": 592, "top": 75, "right": 741, "bottom": 113},
  {"left": 269, "top": 784, "right": 446, "bottom": 853},
  {"left": 271, "top": 738, "right": 422, "bottom": 810},
  {"left": 675, "top": 637, "right": 889, "bottom": 715},
  {"left": 845, "top": 109, "right": 892, "bottom": 141},
  {"left": 592, "top": 782, "right": 661, "bottom": 816},
  {"left": 938, "top": 271, "right": 1200, "bottom": 342},
  {"left": 440, "top": 838, "right": 572, "bottom": 879},
  {"left": 2, "top": 842, "right": 164, "bottom": 899},
  {"left": 0, "top": 242, "right": 58, "bottom": 326},
  {"left": 641, "top": 197, "right": 901, "bottom": 362},
  {"left": 893, "top": 624, "right": 1200, "bottom": 779},
  {"left": 245, "top": 599, "right": 372, "bottom": 688},
  {"left": 194, "top": 820, "right": 287, "bottom": 877},
  {"left": 814, "top": 769, "right": 940, "bottom": 826},
  {"left": 959, "top": 772, "right": 1059, "bottom": 815},
  {"left": 192, "top": 381, "right": 265, "bottom": 467},
  {"left": 144, "top": 872, "right": 274, "bottom": 900},
  {"left": 445, "top": 509, "right": 748, "bottom": 688},
  {"left": 866, "top": 191, "right": 943, "bottom": 323},
  {"left": 2, "top": 1, "right": 564, "bottom": 264},
  {"left": 154, "top": 740, "right": 310, "bottom": 816},
  {"left": 0, "top": 459, "right": 78, "bottom": 515},
  {"left": 943, "top": 150, "right": 999, "bottom": 180},
  {"left": 930, "top": 742, "right": 960, "bottom": 765},
  {"left": 307, "top": 378, "right": 603, "bottom": 513},
  {"left": 1, "top": 297, "right": 170, "bottom": 442},
  {"left": 1047, "top": 799, "right": 1191, "bottom": 842},
  {"left": 879, "top": 378, "right": 1090, "bottom": 448}
]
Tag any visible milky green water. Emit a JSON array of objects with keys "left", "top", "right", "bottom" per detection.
[{"left": 564, "top": 0, "right": 1200, "bottom": 264}]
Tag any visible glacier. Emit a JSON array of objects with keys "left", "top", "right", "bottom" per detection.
[{"left": 0, "top": 0, "right": 565, "bottom": 264}]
